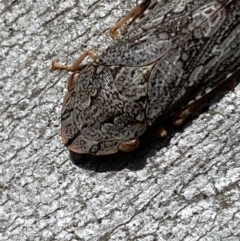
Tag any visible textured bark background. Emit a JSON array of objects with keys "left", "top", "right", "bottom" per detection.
[{"left": 1, "top": 0, "right": 240, "bottom": 240}]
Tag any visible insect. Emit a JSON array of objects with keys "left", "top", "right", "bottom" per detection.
[{"left": 51, "top": 0, "right": 240, "bottom": 155}]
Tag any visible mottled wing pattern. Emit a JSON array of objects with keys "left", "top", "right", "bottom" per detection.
[
  {"left": 146, "top": 0, "right": 240, "bottom": 122},
  {"left": 60, "top": 0, "right": 240, "bottom": 155},
  {"left": 100, "top": 0, "right": 240, "bottom": 123},
  {"left": 101, "top": 0, "right": 229, "bottom": 65}
]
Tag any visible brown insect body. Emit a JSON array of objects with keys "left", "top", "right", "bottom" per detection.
[{"left": 53, "top": 0, "right": 240, "bottom": 155}]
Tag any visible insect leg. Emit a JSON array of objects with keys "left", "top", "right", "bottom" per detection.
[
  {"left": 171, "top": 80, "right": 233, "bottom": 126},
  {"left": 217, "top": 79, "right": 235, "bottom": 92},
  {"left": 147, "top": 124, "right": 167, "bottom": 138},
  {"left": 171, "top": 100, "right": 202, "bottom": 126},
  {"left": 171, "top": 66, "right": 240, "bottom": 126},
  {"left": 50, "top": 50, "right": 99, "bottom": 72},
  {"left": 110, "top": 0, "right": 151, "bottom": 39},
  {"left": 118, "top": 139, "right": 139, "bottom": 152}
]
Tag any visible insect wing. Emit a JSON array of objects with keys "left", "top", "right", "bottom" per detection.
[{"left": 100, "top": 0, "right": 240, "bottom": 123}]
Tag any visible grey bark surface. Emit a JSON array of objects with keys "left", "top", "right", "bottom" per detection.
[{"left": 0, "top": 1, "right": 240, "bottom": 241}]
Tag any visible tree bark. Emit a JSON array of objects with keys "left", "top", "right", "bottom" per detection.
[{"left": 0, "top": 1, "right": 240, "bottom": 240}]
